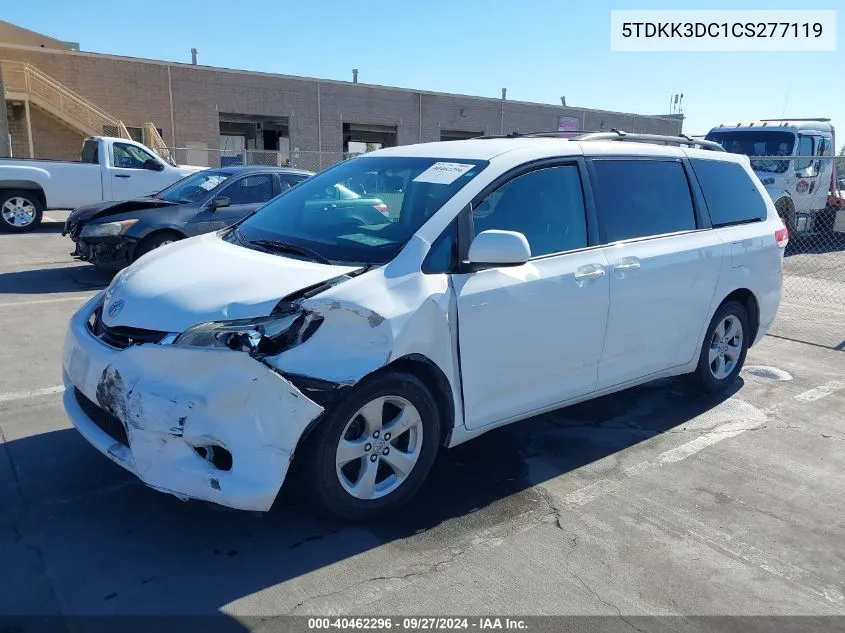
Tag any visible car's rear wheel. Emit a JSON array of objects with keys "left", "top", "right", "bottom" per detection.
[
  {"left": 692, "top": 301, "right": 749, "bottom": 392},
  {"left": 300, "top": 370, "right": 441, "bottom": 521},
  {"left": 0, "top": 190, "right": 43, "bottom": 233}
]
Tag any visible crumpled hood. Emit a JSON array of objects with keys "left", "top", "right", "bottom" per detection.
[
  {"left": 101, "top": 233, "right": 359, "bottom": 332},
  {"left": 66, "top": 197, "right": 176, "bottom": 232}
]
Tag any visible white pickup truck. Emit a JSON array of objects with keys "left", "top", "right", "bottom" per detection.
[{"left": 0, "top": 136, "right": 202, "bottom": 233}]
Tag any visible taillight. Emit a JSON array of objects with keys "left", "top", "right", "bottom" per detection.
[
  {"left": 775, "top": 226, "right": 789, "bottom": 249},
  {"left": 373, "top": 203, "right": 389, "bottom": 217}
]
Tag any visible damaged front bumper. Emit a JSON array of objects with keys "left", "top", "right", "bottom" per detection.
[
  {"left": 72, "top": 237, "right": 136, "bottom": 271},
  {"left": 62, "top": 294, "right": 324, "bottom": 511}
]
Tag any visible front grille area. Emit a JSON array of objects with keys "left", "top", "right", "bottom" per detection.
[
  {"left": 88, "top": 307, "right": 167, "bottom": 349},
  {"left": 74, "top": 388, "right": 129, "bottom": 447}
]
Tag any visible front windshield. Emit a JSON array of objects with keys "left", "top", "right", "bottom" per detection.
[
  {"left": 232, "top": 156, "right": 488, "bottom": 265},
  {"left": 156, "top": 170, "right": 230, "bottom": 203},
  {"left": 705, "top": 130, "right": 796, "bottom": 173}
]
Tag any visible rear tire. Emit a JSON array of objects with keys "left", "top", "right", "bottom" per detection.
[
  {"left": 299, "top": 370, "right": 441, "bottom": 522},
  {"left": 0, "top": 190, "right": 43, "bottom": 233},
  {"left": 133, "top": 231, "right": 182, "bottom": 261},
  {"left": 692, "top": 301, "right": 750, "bottom": 393}
]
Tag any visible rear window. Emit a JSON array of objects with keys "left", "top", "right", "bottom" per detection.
[
  {"left": 81, "top": 140, "right": 98, "bottom": 164},
  {"left": 690, "top": 159, "right": 767, "bottom": 227},
  {"left": 591, "top": 160, "right": 696, "bottom": 243}
]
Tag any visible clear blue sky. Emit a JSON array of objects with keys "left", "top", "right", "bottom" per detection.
[{"left": 5, "top": 0, "right": 842, "bottom": 145}]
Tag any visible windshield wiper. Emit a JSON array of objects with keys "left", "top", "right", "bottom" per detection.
[{"left": 248, "top": 239, "right": 332, "bottom": 264}]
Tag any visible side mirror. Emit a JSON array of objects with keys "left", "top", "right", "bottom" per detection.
[
  {"left": 211, "top": 197, "right": 231, "bottom": 210},
  {"left": 467, "top": 230, "right": 531, "bottom": 267},
  {"left": 144, "top": 158, "right": 164, "bottom": 171}
]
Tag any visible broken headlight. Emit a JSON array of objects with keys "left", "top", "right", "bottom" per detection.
[
  {"left": 80, "top": 219, "right": 139, "bottom": 238},
  {"left": 173, "top": 310, "right": 322, "bottom": 355}
]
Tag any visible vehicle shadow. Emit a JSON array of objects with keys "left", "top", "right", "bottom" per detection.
[
  {"left": 31, "top": 222, "right": 67, "bottom": 234},
  {"left": 0, "top": 264, "right": 111, "bottom": 294},
  {"left": 3, "top": 377, "right": 743, "bottom": 630}
]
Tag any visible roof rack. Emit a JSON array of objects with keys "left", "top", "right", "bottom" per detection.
[
  {"left": 473, "top": 129, "right": 725, "bottom": 151},
  {"left": 759, "top": 118, "right": 831, "bottom": 122},
  {"left": 472, "top": 131, "right": 591, "bottom": 139},
  {"left": 575, "top": 129, "right": 725, "bottom": 152}
]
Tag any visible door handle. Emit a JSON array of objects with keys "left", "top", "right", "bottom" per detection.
[
  {"left": 613, "top": 257, "right": 641, "bottom": 272},
  {"left": 574, "top": 264, "right": 606, "bottom": 282},
  {"left": 115, "top": 174, "right": 131, "bottom": 178}
]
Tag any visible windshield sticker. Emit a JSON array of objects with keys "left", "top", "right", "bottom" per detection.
[
  {"left": 338, "top": 233, "right": 393, "bottom": 246},
  {"left": 412, "top": 162, "right": 475, "bottom": 185},
  {"left": 200, "top": 177, "right": 225, "bottom": 190}
]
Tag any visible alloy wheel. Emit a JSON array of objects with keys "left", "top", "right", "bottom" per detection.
[
  {"left": 708, "top": 315, "right": 743, "bottom": 380},
  {"left": 2, "top": 197, "right": 36, "bottom": 227},
  {"left": 335, "top": 395, "right": 423, "bottom": 500}
]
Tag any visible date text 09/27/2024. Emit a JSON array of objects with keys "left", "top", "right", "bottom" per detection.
[{"left": 306, "top": 617, "right": 528, "bottom": 630}]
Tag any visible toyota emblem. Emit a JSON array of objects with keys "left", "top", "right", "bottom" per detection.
[{"left": 108, "top": 299, "right": 124, "bottom": 318}]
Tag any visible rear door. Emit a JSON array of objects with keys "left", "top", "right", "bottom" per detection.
[
  {"left": 454, "top": 161, "right": 611, "bottom": 430},
  {"left": 588, "top": 157, "right": 724, "bottom": 389}
]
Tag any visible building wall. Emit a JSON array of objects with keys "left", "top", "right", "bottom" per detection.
[
  {"left": 5, "top": 103, "right": 28, "bottom": 157},
  {"left": 0, "top": 21, "right": 75, "bottom": 50},
  {"left": 30, "top": 106, "right": 84, "bottom": 160},
  {"left": 0, "top": 43, "right": 683, "bottom": 163}
]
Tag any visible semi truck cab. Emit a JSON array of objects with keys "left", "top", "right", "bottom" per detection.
[{"left": 706, "top": 118, "right": 841, "bottom": 236}]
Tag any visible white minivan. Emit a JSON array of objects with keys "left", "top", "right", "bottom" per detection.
[{"left": 62, "top": 133, "right": 786, "bottom": 520}]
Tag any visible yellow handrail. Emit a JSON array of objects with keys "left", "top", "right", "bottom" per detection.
[{"left": 1, "top": 59, "right": 129, "bottom": 138}]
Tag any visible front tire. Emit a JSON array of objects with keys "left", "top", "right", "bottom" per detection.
[
  {"left": 692, "top": 301, "right": 749, "bottom": 393},
  {"left": 775, "top": 198, "right": 797, "bottom": 237},
  {"left": 0, "top": 190, "right": 43, "bottom": 233},
  {"left": 300, "top": 370, "right": 441, "bottom": 522},
  {"left": 133, "top": 231, "right": 182, "bottom": 261}
]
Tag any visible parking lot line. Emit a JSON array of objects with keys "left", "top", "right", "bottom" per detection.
[
  {"left": 0, "top": 385, "right": 65, "bottom": 404},
  {"left": 0, "top": 295, "right": 91, "bottom": 308},
  {"left": 793, "top": 380, "right": 845, "bottom": 402},
  {"left": 561, "top": 416, "right": 767, "bottom": 507},
  {"left": 555, "top": 376, "right": 844, "bottom": 510}
]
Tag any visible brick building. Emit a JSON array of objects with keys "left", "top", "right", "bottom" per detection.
[{"left": 0, "top": 20, "right": 682, "bottom": 167}]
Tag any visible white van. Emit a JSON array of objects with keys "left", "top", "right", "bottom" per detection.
[
  {"left": 705, "top": 119, "right": 840, "bottom": 235},
  {"left": 62, "top": 132, "right": 786, "bottom": 520}
]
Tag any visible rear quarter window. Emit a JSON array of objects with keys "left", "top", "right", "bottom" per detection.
[{"left": 690, "top": 159, "right": 767, "bottom": 227}]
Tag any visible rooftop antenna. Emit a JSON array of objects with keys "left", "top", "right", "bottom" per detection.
[
  {"left": 191, "top": 48, "right": 198, "bottom": 65},
  {"left": 780, "top": 83, "right": 791, "bottom": 118}
]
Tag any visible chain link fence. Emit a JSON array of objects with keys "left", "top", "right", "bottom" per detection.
[{"left": 756, "top": 154, "right": 845, "bottom": 349}]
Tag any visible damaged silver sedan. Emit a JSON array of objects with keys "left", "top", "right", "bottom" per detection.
[{"left": 63, "top": 137, "right": 783, "bottom": 520}]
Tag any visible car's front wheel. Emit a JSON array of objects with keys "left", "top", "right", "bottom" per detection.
[
  {"left": 692, "top": 301, "right": 750, "bottom": 392},
  {"left": 300, "top": 370, "right": 441, "bottom": 521}
]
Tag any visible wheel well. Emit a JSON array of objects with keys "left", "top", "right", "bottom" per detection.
[
  {"left": 0, "top": 185, "right": 46, "bottom": 208},
  {"left": 141, "top": 228, "right": 184, "bottom": 242},
  {"left": 137, "top": 228, "right": 184, "bottom": 249},
  {"left": 383, "top": 354, "right": 456, "bottom": 447},
  {"left": 775, "top": 197, "right": 795, "bottom": 215},
  {"left": 720, "top": 289, "right": 760, "bottom": 346}
]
